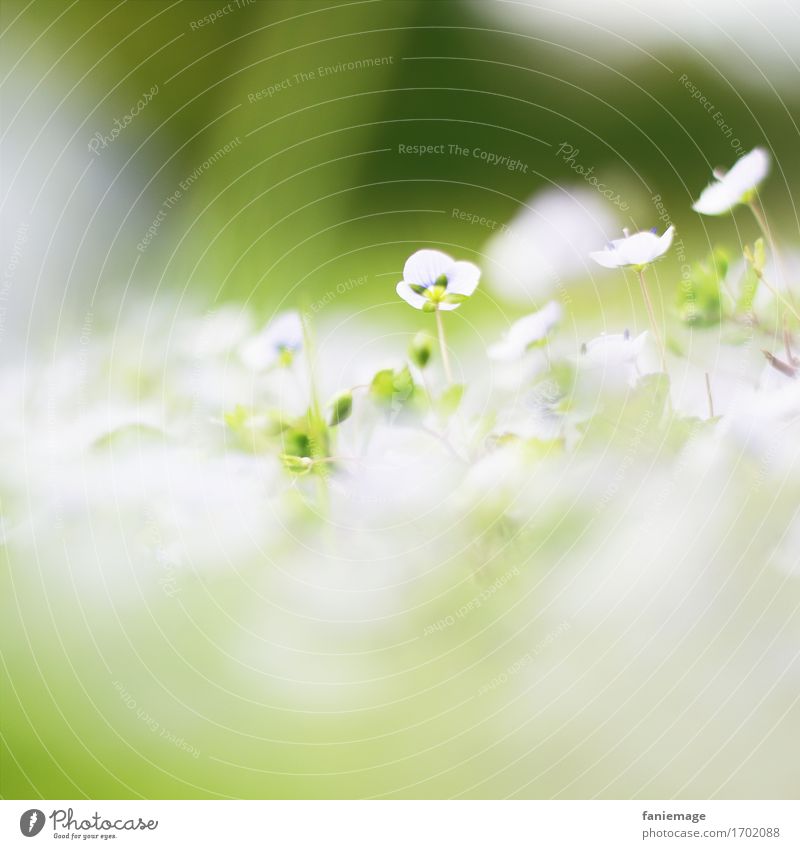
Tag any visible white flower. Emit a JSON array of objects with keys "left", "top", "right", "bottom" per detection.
[
  {"left": 582, "top": 330, "right": 648, "bottom": 368},
  {"left": 485, "top": 187, "right": 619, "bottom": 303},
  {"left": 590, "top": 227, "right": 675, "bottom": 269},
  {"left": 396, "top": 249, "right": 480, "bottom": 311},
  {"left": 489, "top": 300, "right": 563, "bottom": 360},
  {"left": 692, "top": 147, "right": 770, "bottom": 216},
  {"left": 239, "top": 311, "right": 303, "bottom": 370}
]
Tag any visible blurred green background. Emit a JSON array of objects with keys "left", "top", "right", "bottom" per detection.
[{"left": 3, "top": 0, "right": 800, "bottom": 326}]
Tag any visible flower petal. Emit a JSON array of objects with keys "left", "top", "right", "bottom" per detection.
[
  {"left": 396, "top": 280, "right": 427, "bottom": 309},
  {"left": 445, "top": 261, "right": 481, "bottom": 297},
  {"left": 584, "top": 331, "right": 646, "bottom": 366},
  {"left": 618, "top": 231, "right": 662, "bottom": 265},
  {"left": 692, "top": 148, "right": 770, "bottom": 216},
  {"left": 590, "top": 249, "right": 622, "bottom": 268},
  {"left": 488, "top": 339, "right": 518, "bottom": 360},
  {"left": 655, "top": 225, "right": 675, "bottom": 258},
  {"left": 692, "top": 180, "right": 741, "bottom": 215},
  {"left": 402, "top": 249, "right": 453, "bottom": 288},
  {"left": 725, "top": 147, "right": 770, "bottom": 194},
  {"left": 508, "top": 301, "right": 562, "bottom": 347}
]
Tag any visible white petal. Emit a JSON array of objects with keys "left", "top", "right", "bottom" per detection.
[
  {"left": 488, "top": 339, "right": 519, "bottom": 360},
  {"left": 507, "top": 301, "right": 562, "bottom": 347},
  {"left": 692, "top": 180, "right": 741, "bottom": 215},
  {"left": 590, "top": 248, "right": 623, "bottom": 268},
  {"left": 618, "top": 231, "right": 663, "bottom": 265},
  {"left": 584, "top": 332, "right": 644, "bottom": 367},
  {"left": 445, "top": 261, "right": 481, "bottom": 296},
  {"left": 262, "top": 311, "right": 303, "bottom": 350},
  {"left": 240, "top": 335, "right": 278, "bottom": 370},
  {"left": 437, "top": 301, "right": 461, "bottom": 311},
  {"left": 239, "top": 311, "right": 303, "bottom": 370},
  {"left": 395, "top": 280, "right": 427, "bottom": 309},
  {"left": 402, "top": 249, "right": 453, "bottom": 288},
  {"left": 692, "top": 148, "right": 769, "bottom": 216},
  {"left": 655, "top": 225, "right": 675, "bottom": 258},
  {"left": 489, "top": 301, "right": 562, "bottom": 361},
  {"left": 725, "top": 147, "right": 770, "bottom": 194},
  {"left": 631, "top": 330, "right": 649, "bottom": 356}
]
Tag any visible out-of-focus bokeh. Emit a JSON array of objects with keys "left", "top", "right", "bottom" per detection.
[{"left": 2, "top": 0, "right": 799, "bottom": 799}]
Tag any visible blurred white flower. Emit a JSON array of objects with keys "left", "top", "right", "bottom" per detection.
[
  {"left": 485, "top": 187, "right": 618, "bottom": 303},
  {"left": 183, "top": 305, "right": 252, "bottom": 357},
  {"left": 590, "top": 226, "right": 674, "bottom": 269},
  {"left": 582, "top": 330, "right": 648, "bottom": 368},
  {"left": 395, "top": 249, "right": 480, "bottom": 311},
  {"left": 692, "top": 147, "right": 770, "bottom": 216},
  {"left": 239, "top": 310, "right": 303, "bottom": 370},
  {"left": 489, "top": 301, "right": 563, "bottom": 360}
]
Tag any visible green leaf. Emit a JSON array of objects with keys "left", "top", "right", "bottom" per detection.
[
  {"left": 736, "top": 268, "right": 760, "bottom": 314},
  {"left": 279, "top": 454, "right": 313, "bottom": 474},
  {"left": 328, "top": 391, "right": 353, "bottom": 427},
  {"left": 677, "top": 248, "right": 724, "bottom": 326},
  {"left": 438, "top": 383, "right": 464, "bottom": 417},
  {"left": 744, "top": 238, "right": 766, "bottom": 275},
  {"left": 369, "top": 366, "right": 416, "bottom": 413}
]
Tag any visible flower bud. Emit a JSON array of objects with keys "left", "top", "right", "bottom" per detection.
[{"left": 409, "top": 331, "right": 434, "bottom": 369}]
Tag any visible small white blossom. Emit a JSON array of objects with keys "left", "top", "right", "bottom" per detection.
[
  {"left": 582, "top": 330, "right": 648, "bottom": 368},
  {"left": 239, "top": 311, "right": 303, "bottom": 370},
  {"left": 590, "top": 227, "right": 674, "bottom": 269},
  {"left": 396, "top": 249, "right": 480, "bottom": 311},
  {"left": 485, "top": 187, "right": 619, "bottom": 302},
  {"left": 692, "top": 147, "right": 770, "bottom": 216},
  {"left": 489, "top": 301, "right": 563, "bottom": 360}
]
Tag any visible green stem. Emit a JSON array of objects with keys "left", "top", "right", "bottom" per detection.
[
  {"left": 755, "top": 271, "right": 800, "bottom": 324},
  {"left": 637, "top": 268, "right": 668, "bottom": 376},
  {"left": 748, "top": 197, "right": 800, "bottom": 314},
  {"left": 704, "top": 372, "right": 715, "bottom": 419},
  {"left": 435, "top": 306, "right": 454, "bottom": 385}
]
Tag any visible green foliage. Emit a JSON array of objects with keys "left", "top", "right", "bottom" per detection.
[
  {"left": 328, "top": 391, "right": 353, "bottom": 427},
  {"left": 369, "top": 366, "right": 416, "bottom": 413},
  {"left": 225, "top": 404, "right": 331, "bottom": 473},
  {"left": 437, "top": 383, "right": 464, "bottom": 418},
  {"left": 738, "top": 238, "right": 766, "bottom": 314},
  {"left": 744, "top": 238, "right": 766, "bottom": 275},
  {"left": 678, "top": 247, "right": 726, "bottom": 325},
  {"left": 224, "top": 405, "right": 276, "bottom": 454}
]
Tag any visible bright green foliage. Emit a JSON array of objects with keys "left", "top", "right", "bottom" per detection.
[
  {"left": 369, "top": 366, "right": 416, "bottom": 413},
  {"left": 678, "top": 247, "right": 726, "bottom": 325},
  {"left": 328, "top": 391, "right": 353, "bottom": 427}
]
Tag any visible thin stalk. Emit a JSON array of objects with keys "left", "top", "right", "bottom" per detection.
[
  {"left": 637, "top": 268, "right": 668, "bottom": 375},
  {"left": 748, "top": 196, "right": 776, "bottom": 253},
  {"left": 756, "top": 271, "right": 800, "bottom": 324},
  {"left": 704, "top": 372, "right": 715, "bottom": 419},
  {"left": 435, "top": 306, "right": 454, "bottom": 384},
  {"left": 748, "top": 197, "right": 799, "bottom": 313}
]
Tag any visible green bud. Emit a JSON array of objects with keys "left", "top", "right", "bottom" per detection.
[
  {"left": 744, "top": 238, "right": 766, "bottom": 276},
  {"left": 370, "top": 366, "right": 415, "bottom": 411},
  {"left": 328, "top": 391, "right": 353, "bottom": 427},
  {"left": 409, "top": 331, "right": 434, "bottom": 369},
  {"left": 280, "top": 454, "right": 313, "bottom": 474}
]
